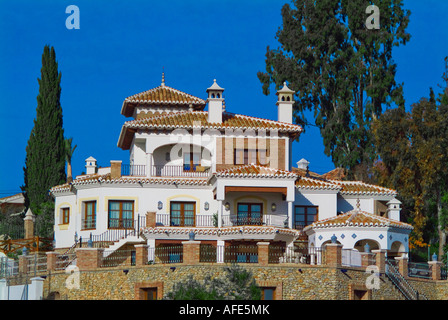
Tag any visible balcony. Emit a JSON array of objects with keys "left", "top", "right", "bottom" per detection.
[
  {"left": 151, "top": 165, "right": 211, "bottom": 178},
  {"left": 120, "top": 164, "right": 211, "bottom": 178},
  {"left": 154, "top": 213, "right": 289, "bottom": 228}
]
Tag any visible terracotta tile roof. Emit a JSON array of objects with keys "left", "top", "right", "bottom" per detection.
[
  {"left": 295, "top": 176, "right": 341, "bottom": 191},
  {"left": 215, "top": 164, "right": 297, "bottom": 179},
  {"left": 329, "top": 180, "right": 397, "bottom": 196},
  {"left": 124, "top": 111, "right": 302, "bottom": 132},
  {"left": 304, "top": 209, "right": 413, "bottom": 231},
  {"left": 118, "top": 111, "right": 303, "bottom": 150},
  {"left": 121, "top": 84, "right": 206, "bottom": 117},
  {"left": 50, "top": 173, "right": 208, "bottom": 193}
]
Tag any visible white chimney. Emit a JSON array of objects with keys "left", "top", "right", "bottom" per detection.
[
  {"left": 85, "top": 156, "right": 97, "bottom": 175},
  {"left": 297, "top": 158, "right": 310, "bottom": 170},
  {"left": 206, "top": 79, "right": 224, "bottom": 123},
  {"left": 387, "top": 198, "right": 402, "bottom": 221},
  {"left": 276, "top": 82, "right": 294, "bottom": 124}
]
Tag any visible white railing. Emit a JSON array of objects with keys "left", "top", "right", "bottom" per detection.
[{"left": 154, "top": 213, "right": 289, "bottom": 228}]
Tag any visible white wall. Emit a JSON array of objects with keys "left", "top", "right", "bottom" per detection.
[{"left": 295, "top": 190, "right": 338, "bottom": 221}]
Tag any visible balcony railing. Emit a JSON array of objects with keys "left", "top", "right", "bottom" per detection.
[
  {"left": 152, "top": 165, "right": 211, "bottom": 178},
  {"left": 154, "top": 213, "right": 289, "bottom": 228},
  {"left": 81, "top": 218, "right": 96, "bottom": 230},
  {"left": 121, "top": 164, "right": 146, "bottom": 177}
]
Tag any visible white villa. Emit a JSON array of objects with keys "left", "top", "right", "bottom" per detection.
[{"left": 50, "top": 76, "right": 413, "bottom": 262}]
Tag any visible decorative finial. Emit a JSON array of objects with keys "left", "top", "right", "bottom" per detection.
[
  {"left": 161, "top": 71, "right": 165, "bottom": 86},
  {"left": 356, "top": 198, "right": 361, "bottom": 212}
]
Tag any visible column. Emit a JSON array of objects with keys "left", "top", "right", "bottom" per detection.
[
  {"left": 325, "top": 243, "right": 342, "bottom": 268},
  {"left": 218, "top": 200, "right": 223, "bottom": 228},
  {"left": 182, "top": 241, "right": 201, "bottom": 265},
  {"left": 29, "top": 277, "right": 45, "bottom": 300},
  {"left": 428, "top": 260, "right": 443, "bottom": 281},
  {"left": 76, "top": 248, "right": 104, "bottom": 271},
  {"left": 46, "top": 251, "right": 60, "bottom": 272},
  {"left": 395, "top": 255, "right": 408, "bottom": 279},
  {"left": 146, "top": 152, "right": 153, "bottom": 178},
  {"left": 217, "top": 240, "right": 225, "bottom": 263},
  {"left": 257, "top": 242, "right": 270, "bottom": 266},
  {"left": 372, "top": 249, "right": 387, "bottom": 274},
  {"left": 288, "top": 201, "right": 293, "bottom": 229},
  {"left": 135, "top": 244, "right": 149, "bottom": 266}
]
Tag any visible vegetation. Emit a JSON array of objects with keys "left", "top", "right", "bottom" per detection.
[
  {"left": 21, "top": 45, "right": 66, "bottom": 238},
  {"left": 373, "top": 57, "right": 448, "bottom": 261},
  {"left": 258, "top": 0, "right": 410, "bottom": 180},
  {"left": 164, "top": 264, "right": 262, "bottom": 300}
]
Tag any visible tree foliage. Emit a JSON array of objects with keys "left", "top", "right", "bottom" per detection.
[
  {"left": 22, "top": 45, "right": 66, "bottom": 236},
  {"left": 373, "top": 57, "right": 448, "bottom": 258},
  {"left": 164, "top": 264, "right": 262, "bottom": 300},
  {"left": 258, "top": 0, "right": 410, "bottom": 179}
]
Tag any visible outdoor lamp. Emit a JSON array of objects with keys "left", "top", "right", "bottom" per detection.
[
  {"left": 158, "top": 201, "right": 163, "bottom": 210},
  {"left": 271, "top": 203, "right": 277, "bottom": 212}
]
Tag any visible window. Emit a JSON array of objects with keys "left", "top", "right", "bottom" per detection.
[
  {"left": 61, "top": 208, "right": 70, "bottom": 224},
  {"left": 261, "top": 287, "right": 276, "bottom": 300},
  {"left": 83, "top": 201, "right": 96, "bottom": 230},
  {"left": 237, "top": 203, "right": 263, "bottom": 225},
  {"left": 142, "top": 288, "right": 158, "bottom": 300},
  {"left": 294, "top": 206, "right": 318, "bottom": 229},
  {"left": 183, "top": 152, "right": 201, "bottom": 171},
  {"left": 170, "top": 202, "right": 195, "bottom": 226},
  {"left": 108, "top": 200, "right": 134, "bottom": 229},
  {"left": 234, "top": 149, "right": 267, "bottom": 165}
]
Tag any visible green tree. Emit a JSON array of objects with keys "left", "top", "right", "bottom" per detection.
[
  {"left": 164, "top": 264, "right": 262, "bottom": 300},
  {"left": 258, "top": 0, "right": 410, "bottom": 180},
  {"left": 22, "top": 45, "right": 66, "bottom": 235},
  {"left": 373, "top": 57, "right": 448, "bottom": 259}
]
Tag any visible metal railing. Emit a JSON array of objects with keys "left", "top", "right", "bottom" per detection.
[
  {"left": 385, "top": 259, "right": 426, "bottom": 300},
  {"left": 55, "top": 253, "right": 77, "bottom": 271},
  {"left": 81, "top": 218, "right": 96, "bottom": 230},
  {"left": 408, "top": 262, "right": 432, "bottom": 279},
  {"left": 121, "top": 164, "right": 146, "bottom": 176},
  {"left": 151, "top": 165, "right": 210, "bottom": 178},
  {"left": 149, "top": 245, "right": 183, "bottom": 264},
  {"left": 0, "top": 257, "right": 19, "bottom": 278},
  {"left": 101, "top": 249, "right": 136, "bottom": 268}
]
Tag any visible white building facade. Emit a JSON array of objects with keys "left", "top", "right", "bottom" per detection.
[{"left": 50, "top": 77, "right": 412, "bottom": 259}]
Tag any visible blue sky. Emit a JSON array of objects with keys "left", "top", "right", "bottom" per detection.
[{"left": 0, "top": 0, "right": 447, "bottom": 197}]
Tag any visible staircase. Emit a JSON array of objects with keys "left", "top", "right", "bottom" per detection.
[
  {"left": 385, "top": 260, "right": 427, "bottom": 300},
  {"left": 63, "top": 216, "right": 147, "bottom": 256}
]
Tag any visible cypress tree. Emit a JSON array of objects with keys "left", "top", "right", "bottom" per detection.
[{"left": 22, "top": 45, "right": 66, "bottom": 220}]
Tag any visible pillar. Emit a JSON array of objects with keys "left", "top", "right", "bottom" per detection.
[
  {"left": 218, "top": 200, "right": 223, "bottom": 228},
  {"left": 257, "top": 242, "right": 270, "bottom": 266},
  {"left": 46, "top": 251, "right": 60, "bottom": 272},
  {"left": 24, "top": 208, "right": 35, "bottom": 239},
  {"left": 182, "top": 241, "right": 201, "bottom": 265},
  {"left": 325, "top": 243, "right": 342, "bottom": 268},
  {"left": 146, "top": 211, "right": 156, "bottom": 228},
  {"left": 76, "top": 248, "right": 104, "bottom": 271},
  {"left": 217, "top": 240, "right": 225, "bottom": 263},
  {"left": 288, "top": 201, "right": 293, "bottom": 229},
  {"left": 110, "top": 160, "right": 122, "bottom": 179},
  {"left": 428, "top": 261, "right": 443, "bottom": 281},
  {"left": 135, "top": 244, "right": 149, "bottom": 266},
  {"left": 372, "top": 249, "right": 387, "bottom": 274},
  {"left": 395, "top": 255, "right": 408, "bottom": 279}
]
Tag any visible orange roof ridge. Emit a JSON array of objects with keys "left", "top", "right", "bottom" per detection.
[
  {"left": 215, "top": 164, "right": 297, "bottom": 178},
  {"left": 124, "top": 84, "right": 206, "bottom": 104}
]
